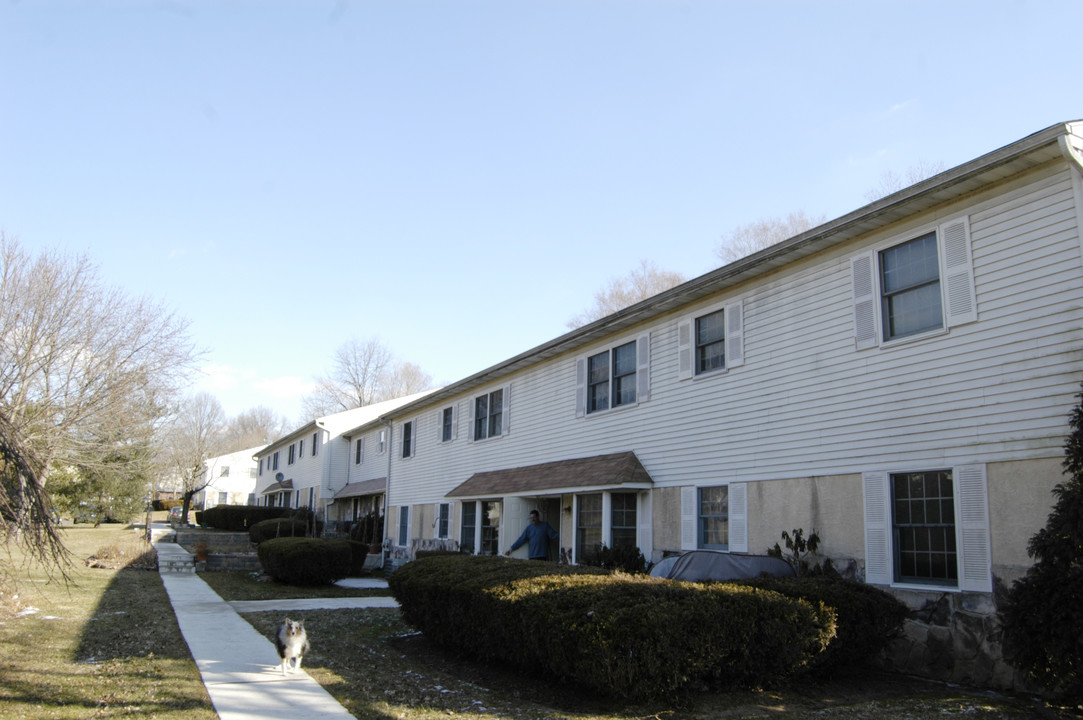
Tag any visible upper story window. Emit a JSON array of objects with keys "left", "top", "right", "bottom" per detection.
[
  {"left": 576, "top": 333, "right": 650, "bottom": 416},
  {"left": 470, "top": 386, "right": 510, "bottom": 442},
  {"left": 259, "top": 458, "right": 263, "bottom": 475},
  {"left": 852, "top": 216, "right": 976, "bottom": 349},
  {"left": 677, "top": 302, "right": 743, "bottom": 380},
  {"left": 220, "top": 466, "right": 230, "bottom": 477},
  {"left": 299, "top": 439, "right": 304, "bottom": 458},
  {"left": 248, "top": 467, "right": 256, "bottom": 479},
  {"left": 377, "top": 429, "right": 386, "bottom": 454},
  {"left": 354, "top": 438, "right": 364, "bottom": 465},
  {"left": 272, "top": 451, "right": 279, "bottom": 470},
  {"left": 312, "top": 432, "right": 319, "bottom": 456},
  {"left": 402, "top": 420, "right": 415, "bottom": 459},
  {"left": 440, "top": 406, "right": 456, "bottom": 442},
  {"left": 288, "top": 443, "right": 296, "bottom": 465}
]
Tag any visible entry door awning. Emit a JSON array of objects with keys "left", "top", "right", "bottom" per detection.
[
  {"left": 447, "top": 451, "right": 652, "bottom": 498},
  {"left": 333, "top": 478, "right": 387, "bottom": 499},
  {"left": 261, "top": 479, "right": 294, "bottom": 495}
]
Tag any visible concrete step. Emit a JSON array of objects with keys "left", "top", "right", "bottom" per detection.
[{"left": 159, "top": 556, "right": 196, "bottom": 574}]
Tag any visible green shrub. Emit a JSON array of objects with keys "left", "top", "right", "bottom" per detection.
[
  {"left": 258, "top": 537, "right": 352, "bottom": 585},
  {"left": 738, "top": 576, "right": 908, "bottom": 673},
  {"left": 389, "top": 554, "right": 835, "bottom": 700},
  {"left": 249, "top": 518, "right": 310, "bottom": 544},
  {"left": 349, "top": 511, "right": 384, "bottom": 545},
  {"left": 579, "top": 543, "right": 648, "bottom": 574},
  {"left": 1001, "top": 384, "right": 1083, "bottom": 699},
  {"left": 202, "top": 505, "right": 290, "bottom": 531}
]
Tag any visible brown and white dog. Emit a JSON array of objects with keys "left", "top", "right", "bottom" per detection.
[{"left": 274, "top": 618, "right": 310, "bottom": 675}]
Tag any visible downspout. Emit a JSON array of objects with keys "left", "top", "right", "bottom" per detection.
[{"left": 381, "top": 416, "right": 393, "bottom": 566}]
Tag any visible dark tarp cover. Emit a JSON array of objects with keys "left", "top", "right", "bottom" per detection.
[{"left": 649, "top": 550, "right": 795, "bottom": 582}]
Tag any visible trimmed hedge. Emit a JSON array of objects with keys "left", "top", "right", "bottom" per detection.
[
  {"left": 258, "top": 537, "right": 352, "bottom": 585},
  {"left": 388, "top": 554, "right": 835, "bottom": 700},
  {"left": 201, "top": 505, "right": 291, "bottom": 531},
  {"left": 249, "top": 517, "right": 312, "bottom": 544},
  {"left": 737, "top": 576, "right": 909, "bottom": 673}
]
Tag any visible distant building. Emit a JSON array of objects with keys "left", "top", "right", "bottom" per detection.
[{"left": 195, "top": 446, "right": 264, "bottom": 510}]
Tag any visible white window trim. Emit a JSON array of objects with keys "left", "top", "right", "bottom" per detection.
[
  {"left": 862, "top": 464, "right": 991, "bottom": 593},
  {"left": 397, "top": 506, "right": 410, "bottom": 547},
  {"left": 355, "top": 437, "right": 364, "bottom": 465},
  {"left": 377, "top": 428, "right": 387, "bottom": 455},
  {"left": 575, "top": 331, "right": 651, "bottom": 418},
  {"left": 467, "top": 385, "right": 511, "bottom": 443},
  {"left": 851, "top": 216, "right": 977, "bottom": 351},
  {"left": 401, "top": 418, "right": 417, "bottom": 459},
  {"left": 677, "top": 299, "right": 745, "bottom": 381},
  {"left": 436, "top": 502, "right": 450, "bottom": 539}
]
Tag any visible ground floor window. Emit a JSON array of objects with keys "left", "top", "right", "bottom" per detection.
[
  {"left": 611, "top": 492, "right": 637, "bottom": 548},
  {"left": 576, "top": 494, "right": 603, "bottom": 563},
  {"left": 437, "top": 503, "right": 450, "bottom": 539},
  {"left": 698, "top": 486, "right": 728, "bottom": 549},
  {"left": 891, "top": 469, "right": 957, "bottom": 585},
  {"left": 460, "top": 502, "right": 476, "bottom": 553}
]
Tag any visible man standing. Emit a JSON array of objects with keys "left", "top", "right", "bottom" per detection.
[{"left": 505, "top": 510, "right": 558, "bottom": 560}]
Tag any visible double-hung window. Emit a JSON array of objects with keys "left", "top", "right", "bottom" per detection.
[
  {"left": 460, "top": 502, "right": 477, "bottom": 553},
  {"left": 312, "top": 432, "right": 319, "bottom": 456},
  {"left": 397, "top": 506, "right": 409, "bottom": 546},
  {"left": 698, "top": 486, "right": 729, "bottom": 549},
  {"left": 677, "top": 301, "right": 743, "bottom": 380},
  {"left": 470, "top": 386, "right": 510, "bottom": 441},
  {"left": 863, "top": 465, "right": 991, "bottom": 592},
  {"left": 402, "top": 420, "right": 414, "bottom": 459},
  {"left": 272, "top": 452, "right": 279, "bottom": 471},
  {"left": 437, "top": 503, "right": 450, "bottom": 539},
  {"left": 575, "top": 492, "right": 639, "bottom": 563},
  {"left": 851, "top": 217, "right": 976, "bottom": 349},
  {"left": 355, "top": 438, "right": 364, "bottom": 465},
  {"left": 377, "top": 429, "right": 386, "bottom": 454},
  {"left": 288, "top": 444, "right": 296, "bottom": 465},
  {"left": 680, "top": 483, "right": 748, "bottom": 552},
  {"left": 440, "top": 406, "right": 456, "bottom": 442},
  {"left": 576, "top": 333, "right": 650, "bottom": 416}
]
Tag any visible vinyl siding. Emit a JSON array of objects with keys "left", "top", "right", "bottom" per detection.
[{"left": 388, "top": 164, "right": 1083, "bottom": 513}]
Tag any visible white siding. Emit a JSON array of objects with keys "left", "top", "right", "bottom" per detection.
[{"left": 385, "top": 166, "right": 1083, "bottom": 544}]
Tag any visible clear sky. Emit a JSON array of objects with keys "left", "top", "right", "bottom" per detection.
[{"left": 3, "top": 0, "right": 1080, "bottom": 425}]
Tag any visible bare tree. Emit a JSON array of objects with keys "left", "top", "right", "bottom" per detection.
[
  {"left": 161, "top": 392, "right": 225, "bottom": 525},
  {"left": 0, "top": 237, "right": 197, "bottom": 571},
  {"left": 380, "top": 361, "right": 434, "bottom": 400},
  {"left": 300, "top": 337, "right": 434, "bottom": 419},
  {"left": 863, "top": 161, "right": 947, "bottom": 203},
  {"left": 567, "top": 259, "right": 686, "bottom": 329},
  {"left": 715, "top": 211, "right": 825, "bottom": 266},
  {"left": 222, "top": 406, "right": 289, "bottom": 453}
]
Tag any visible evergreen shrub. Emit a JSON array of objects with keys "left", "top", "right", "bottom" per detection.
[
  {"left": 202, "top": 505, "right": 290, "bottom": 531},
  {"left": 388, "top": 554, "right": 835, "bottom": 700},
  {"left": 738, "top": 576, "right": 908, "bottom": 673},
  {"left": 249, "top": 517, "right": 310, "bottom": 544},
  {"left": 1000, "top": 384, "right": 1083, "bottom": 699},
  {"left": 258, "top": 537, "right": 352, "bottom": 585}
]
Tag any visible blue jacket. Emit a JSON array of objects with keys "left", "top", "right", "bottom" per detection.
[{"left": 510, "top": 521, "right": 558, "bottom": 559}]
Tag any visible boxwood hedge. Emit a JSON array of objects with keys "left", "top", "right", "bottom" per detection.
[
  {"left": 388, "top": 554, "right": 836, "bottom": 700},
  {"left": 737, "top": 575, "right": 909, "bottom": 673},
  {"left": 249, "top": 517, "right": 312, "bottom": 544},
  {"left": 257, "top": 537, "right": 352, "bottom": 585},
  {"left": 201, "top": 505, "right": 291, "bottom": 531}
]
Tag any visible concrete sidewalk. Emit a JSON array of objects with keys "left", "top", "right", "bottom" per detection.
[{"left": 156, "top": 535, "right": 395, "bottom": 720}]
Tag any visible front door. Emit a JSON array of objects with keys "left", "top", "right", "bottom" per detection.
[{"left": 539, "top": 497, "right": 561, "bottom": 561}]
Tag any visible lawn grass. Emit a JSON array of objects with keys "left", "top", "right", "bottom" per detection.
[
  {"left": 0, "top": 524, "right": 216, "bottom": 720},
  {"left": 199, "top": 569, "right": 392, "bottom": 601}
]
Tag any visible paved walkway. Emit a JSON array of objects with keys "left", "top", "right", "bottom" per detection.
[{"left": 152, "top": 527, "right": 394, "bottom": 720}]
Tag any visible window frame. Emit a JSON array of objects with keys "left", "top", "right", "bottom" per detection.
[
  {"left": 697, "top": 485, "right": 729, "bottom": 550},
  {"left": 439, "top": 406, "right": 456, "bottom": 443},
  {"left": 437, "top": 503, "right": 450, "bottom": 539},
  {"left": 576, "top": 332, "right": 650, "bottom": 417},
  {"left": 397, "top": 506, "right": 409, "bottom": 546},
  {"left": 401, "top": 420, "right": 414, "bottom": 459},
  {"left": 469, "top": 386, "right": 510, "bottom": 442},
  {"left": 851, "top": 216, "right": 976, "bottom": 350},
  {"left": 677, "top": 300, "right": 744, "bottom": 381},
  {"left": 863, "top": 464, "right": 990, "bottom": 592},
  {"left": 354, "top": 437, "right": 364, "bottom": 465},
  {"left": 288, "top": 443, "right": 296, "bottom": 465},
  {"left": 312, "top": 432, "right": 319, "bottom": 456}
]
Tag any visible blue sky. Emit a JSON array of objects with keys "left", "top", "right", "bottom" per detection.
[{"left": 2, "top": 0, "right": 1080, "bottom": 425}]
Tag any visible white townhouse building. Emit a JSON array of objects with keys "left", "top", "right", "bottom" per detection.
[
  {"left": 253, "top": 392, "right": 436, "bottom": 525},
  {"left": 196, "top": 446, "right": 263, "bottom": 510},
  {"left": 362, "top": 121, "right": 1083, "bottom": 689}
]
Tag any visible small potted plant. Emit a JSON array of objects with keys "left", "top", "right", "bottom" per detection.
[{"left": 194, "top": 542, "right": 209, "bottom": 562}]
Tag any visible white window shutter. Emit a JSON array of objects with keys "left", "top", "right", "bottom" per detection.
[
  {"left": 677, "top": 318, "right": 693, "bottom": 380},
  {"left": 851, "top": 252, "right": 879, "bottom": 350},
  {"left": 575, "top": 357, "right": 586, "bottom": 418},
  {"left": 863, "top": 471, "right": 892, "bottom": 585},
  {"left": 956, "top": 464, "right": 992, "bottom": 592},
  {"left": 725, "top": 300, "right": 744, "bottom": 368},
  {"left": 451, "top": 404, "right": 458, "bottom": 440},
  {"left": 359, "top": 439, "right": 364, "bottom": 465},
  {"left": 680, "top": 486, "right": 697, "bottom": 550},
  {"left": 466, "top": 398, "right": 475, "bottom": 443},
  {"left": 636, "top": 332, "right": 650, "bottom": 402},
  {"left": 939, "top": 217, "right": 978, "bottom": 327},
  {"left": 638, "top": 492, "right": 652, "bottom": 558},
  {"left": 728, "top": 482, "right": 748, "bottom": 553},
  {"left": 435, "top": 411, "right": 443, "bottom": 442},
  {"left": 501, "top": 384, "right": 511, "bottom": 435}
]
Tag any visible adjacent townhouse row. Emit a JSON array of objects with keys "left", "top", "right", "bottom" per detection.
[
  {"left": 331, "top": 121, "right": 1083, "bottom": 690},
  {"left": 252, "top": 393, "right": 435, "bottom": 533}
]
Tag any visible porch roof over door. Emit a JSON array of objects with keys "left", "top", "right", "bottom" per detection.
[
  {"left": 333, "top": 478, "right": 387, "bottom": 499},
  {"left": 447, "top": 451, "right": 652, "bottom": 498},
  {"left": 260, "top": 478, "right": 293, "bottom": 494}
]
